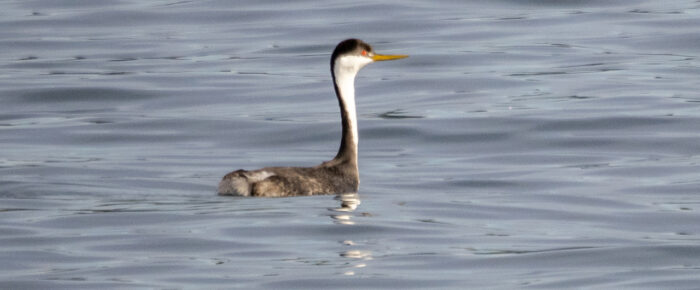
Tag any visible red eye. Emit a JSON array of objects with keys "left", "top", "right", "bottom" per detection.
[{"left": 362, "top": 50, "right": 367, "bottom": 56}]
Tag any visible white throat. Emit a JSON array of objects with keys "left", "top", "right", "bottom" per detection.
[{"left": 333, "top": 55, "right": 372, "bottom": 147}]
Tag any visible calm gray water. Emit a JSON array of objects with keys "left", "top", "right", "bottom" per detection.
[{"left": 2, "top": 0, "right": 700, "bottom": 289}]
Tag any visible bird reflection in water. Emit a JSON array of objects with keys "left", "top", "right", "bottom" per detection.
[
  {"left": 330, "top": 192, "right": 361, "bottom": 225},
  {"left": 330, "top": 193, "right": 373, "bottom": 275}
]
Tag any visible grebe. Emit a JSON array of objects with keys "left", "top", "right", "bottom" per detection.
[{"left": 218, "top": 39, "right": 407, "bottom": 197}]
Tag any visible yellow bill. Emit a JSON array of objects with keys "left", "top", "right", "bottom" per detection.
[{"left": 371, "top": 54, "right": 409, "bottom": 61}]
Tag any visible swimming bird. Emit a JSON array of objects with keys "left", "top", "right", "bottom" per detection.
[{"left": 218, "top": 39, "right": 407, "bottom": 197}]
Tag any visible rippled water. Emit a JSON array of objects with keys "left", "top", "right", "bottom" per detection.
[{"left": 2, "top": 0, "right": 700, "bottom": 289}]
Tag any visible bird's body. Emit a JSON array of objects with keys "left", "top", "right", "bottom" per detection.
[
  {"left": 218, "top": 39, "right": 407, "bottom": 197},
  {"left": 219, "top": 160, "right": 357, "bottom": 198}
]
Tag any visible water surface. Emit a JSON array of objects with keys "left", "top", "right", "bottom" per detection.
[{"left": 2, "top": 0, "right": 700, "bottom": 289}]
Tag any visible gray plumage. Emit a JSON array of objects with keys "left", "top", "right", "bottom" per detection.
[
  {"left": 218, "top": 39, "right": 406, "bottom": 197},
  {"left": 218, "top": 159, "right": 358, "bottom": 197}
]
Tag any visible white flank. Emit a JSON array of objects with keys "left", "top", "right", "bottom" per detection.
[{"left": 247, "top": 170, "right": 275, "bottom": 182}]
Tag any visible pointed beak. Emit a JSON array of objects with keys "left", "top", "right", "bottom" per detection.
[{"left": 371, "top": 54, "right": 409, "bottom": 62}]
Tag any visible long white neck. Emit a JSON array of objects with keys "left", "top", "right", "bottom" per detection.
[
  {"left": 332, "top": 55, "right": 371, "bottom": 164},
  {"left": 334, "top": 67, "right": 358, "bottom": 147}
]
